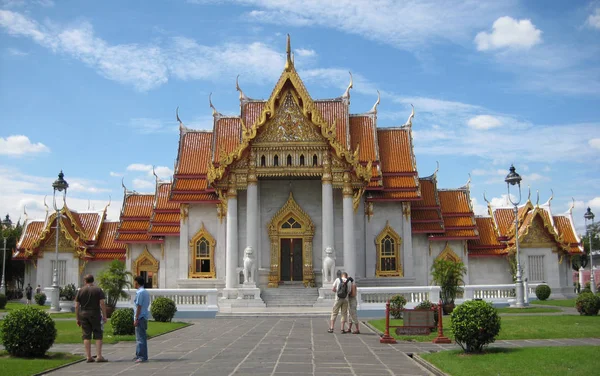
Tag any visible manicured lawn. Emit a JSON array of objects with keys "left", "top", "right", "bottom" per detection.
[
  {"left": 369, "top": 315, "right": 600, "bottom": 342},
  {"left": 494, "top": 307, "right": 561, "bottom": 314},
  {"left": 530, "top": 298, "right": 576, "bottom": 307},
  {"left": 421, "top": 346, "right": 599, "bottom": 376},
  {"left": 0, "top": 302, "right": 49, "bottom": 312},
  {"left": 53, "top": 320, "right": 190, "bottom": 344},
  {"left": 0, "top": 351, "right": 82, "bottom": 376}
]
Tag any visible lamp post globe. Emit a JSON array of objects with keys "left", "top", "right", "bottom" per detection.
[
  {"left": 50, "top": 170, "right": 69, "bottom": 312},
  {"left": 584, "top": 207, "right": 596, "bottom": 293},
  {"left": 505, "top": 164, "right": 527, "bottom": 307},
  {"left": 1, "top": 214, "right": 13, "bottom": 295}
]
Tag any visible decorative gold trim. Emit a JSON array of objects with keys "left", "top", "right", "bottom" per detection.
[
  {"left": 353, "top": 187, "right": 365, "bottom": 213},
  {"left": 188, "top": 223, "right": 216, "bottom": 279},
  {"left": 180, "top": 204, "right": 189, "bottom": 224},
  {"left": 161, "top": 243, "right": 165, "bottom": 259},
  {"left": 206, "top": 52, "right": 372, "bottom": 186},
  {"left": 132, "top": 247, "right": 159, "bottom": 288},
  {"left": 436, "top": 242, "right": 461, "bottom": 262},
  {"left": 402, "top": 202, "right": 411, "bottom": 221},
  {"left": 342, "top": 172, "right": 352, "bottom": 197},
  {"left": 79, "top": 260, "right": 87, "bottom": 276},
  {"left": 375, "top": 221, "right": 403, "bottom": 277},
  {"left": 217, "top": 190, "right": 227, "bottom": 223},
  {"left": 267, "top": 192, "right": 315, "bottom": 287}
]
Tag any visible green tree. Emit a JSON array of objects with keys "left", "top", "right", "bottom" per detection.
[
  {"left": 1, "top": 215, "right": 23, "bottom": 290},
  {"left": 575, "top": 221, "right": 600, "bottom": 271}
]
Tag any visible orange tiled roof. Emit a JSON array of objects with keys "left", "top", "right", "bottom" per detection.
[
  {"left": 172, "top": 178, "right": 208, "bottom": 191},
  {"left": 431, "top": 229, "right": 478, "bottom": 238},
  {"left": 152, "top": 213, "right": 180, "bottom": 223},
  {"left": 243, "top": 101, "right": 265, "bottom": 128},
  {"left": 438, "top": 190, "right": 472, "bottom": 214},
  {"left": 315, "top": 100, "right": 348, "bottom": 149},
  {"left": 432, "top": 189, "right": 478, "bottom": 240},
  {"left": 118, "top": 220, "right": 150, "bottom": 232},
  {"left": 349, "top": 115, "right": 377, "bottom": 162},
  {"left": 90, "top": 251, "right": 125, "bottom": 261},
  {"left": 148, "top": 225, "right": 181, "bottom": 235},
  {"left": 468, "top": 217, "right": 507, "bottom": 256},
  {"left": 12, "top": 250, "right": 28, "bottom": 260},
  {"left": 370, "top": 191, "right": 421, "bottom": 200},
  {"left": 412, "top": 222, "right": 445, "bottom": 233},
  {"left": 412, "top": 210, "right": 443, "bottom": 221},
  {"left": 493, "top": 208, "right": 514, "bottom": 236},
  {"left": 115, "top": 232, "right": 158, "bottom": 242},
  {"left": 213, "top": 117, "right": 241, "bottom": 163},
  {"left": 377, "top": 128, "right": 417, "bottom": 174},
  {"left": 94, "top": 222, "right": 126, "bottom": 250},
  {"left": 412, "top": 179, "right": 439, "bottom": 208},
  {"left": 175, "top": 131, "right": 213, "bottom": 175},
  {"left": 170, "top": 192, "right": 219, "bottom": 202},
  {"left": 17, "top": 220, "right": 45, "bottom": 251},
  {"left": 155, "top": 183, "right": 179, "bottom": 211},
  {"left": 554, "top": 216, "right": 579, "bottom": 245},
  {"left": 122, "top": 194, "right": 154, "bottom": 218},
  {"left": 72, "top": 212, "right": 103, "bottom": 241},
  {"left": 382, "top": 176, "right": 419, "bottom": 190}
]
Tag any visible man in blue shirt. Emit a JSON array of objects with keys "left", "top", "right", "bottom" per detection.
[{"left": 133, "top": 275, "right": 150, "bottom": 363}]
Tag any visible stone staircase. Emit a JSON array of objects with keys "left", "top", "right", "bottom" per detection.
[{"left": 260, "top": 285, "right": 319, "bottom": 307}]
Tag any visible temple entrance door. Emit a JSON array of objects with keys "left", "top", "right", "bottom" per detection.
[
  {"left": 280, "top": 238, "right": 303, "bottom": 282},
  {"left": 140, "top": 271, "right": 153, "bottom": 289}
]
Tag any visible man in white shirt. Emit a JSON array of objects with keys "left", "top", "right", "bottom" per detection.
[{"left": 328, "top": 272, "right": 352, "bottom": 333}]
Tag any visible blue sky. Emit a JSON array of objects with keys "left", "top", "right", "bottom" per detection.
[{"left": 1, "top": 0, "right": 599, "bottom": 232}]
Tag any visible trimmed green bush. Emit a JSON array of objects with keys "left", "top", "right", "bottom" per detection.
[
  {"left": 59, "top": 283, "right": 77, "bottom": 301},
  {"left": 0, "top": 306, "right": 56, "bottom": 357},
  {"left": 34, "top": 293, "right": 46, "bottom": 306},
  {"left": 111, "top": 308, "right": 135, "bottom": 335},
  {"left": 451, "top": 300, "right": 501, "bottom": 353},
  {"left": 0, "top": 293, "right": 7, "bottom": 309},
  {"left": 535, "top": 284, "right": 551, "bottom": 301},
  {"left": 150, "top": 297, "right": 177, "bottom": 322},
  {"left": 389, "top": 295, "right": 407, "bottom": 319},
  {"left": 575, "top": 292, "right": 600, "bottom": 316},
  {"left": 415, "top": 300, "right": 439, "bottom": 329}
]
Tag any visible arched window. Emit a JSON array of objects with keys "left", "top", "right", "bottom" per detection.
[
  {"left": 312, "top": 154, "right": 318, "bottom": 166},
  {"left": 287, "top": 154, "right": 292, "bottom": 166},
  {"left": 274, "top": 155, "right": 279, "bottom": 166},
  {"left": 375, "top": 221, "right": 402, "bottom": 277},
  {"left": 189, "top": 224, "right": 216, "bottom": 278},
  {"left": 282, "top": 216, "right": 302, "bottom": 229},
  {"left": 261, "top": 155, "right": 266, "bottom": 167},
  {"left": 300, "top": 154, "right": 305, "bottom": 166}
]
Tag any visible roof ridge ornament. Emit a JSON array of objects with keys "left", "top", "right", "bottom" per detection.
[
  {"left": 342, "top": 71, "right": 353, "bottom": 102},
  {"left": 236, "top": 75, "right": 249, "bottom": 102},
  {"left": 568, "top": 197, "right": 575, "bottom": 214},
  {"left": 104, "top": 195, "right": 111, "bottom": 213},
  {"left": 285, "top": 34, "right": 293, "bottom": 71},
  {"left": 544, "top": 189, "right": 554, "bottom": 207},
  {"left": 465, "top": 173, "right": 471, "bottom": 190},
  {"left": 176, "top": 107, "right": 192, "bottom": 133},
  {"left": 368, "top": 90, "right": 380, "bottom": 114},
  {"left": 534, "top": 188, "right": 538, "bottom": 206},
  {"left": 403, "top": 104, "right": 415, "bottom": 127},
  {"left": 23, "top": 205, "right": 28, "bottom": 223},
  {"left": 209, "top": 93, "right": 222, "bottom": 117}
]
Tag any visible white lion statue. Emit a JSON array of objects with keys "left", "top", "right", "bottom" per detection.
[
  {"left": 243, "top": 246, "right": 256, "bottom": 284},
  {"left": 322, "top": 246, "right": 336, "bottom": 284}
]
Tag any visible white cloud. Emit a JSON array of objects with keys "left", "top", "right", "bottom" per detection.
[
  {"left": 129, "top": 118, "right": 177, "bottom": 134},
  {"left": 235, "top": 0, "right": 511, "bottom": 51},
  {"left": 126, "top": 163, "right": 153, "bottom": 172},
  {"left": 523, "top": 173, "right": 548, "bottom": 182},
  {"left": 294, "top": 48, "right": 316, "bottom": 57},
  {"left": 132, "top": 178, "right": 154, "bottom": 191},
  {"left": 0, "top": 10, "right": 286, "bottom": 91},
  {"left": 153, "top": 166, "right": 173, "bottom": 180},
  {"left": 6, "top": 47, "right": 27, "bottom": 56},
  {"left": 475, "top": 16, "right": 542, "bottom": 51},
  {"left": 0, "top": 135, "right": 50, "bottom": 156},
  {"left": 467, "top": 115, "right": 502, "bottom": 130},
  {"left": 126, "top": 163, "right": 173, "bottom": 180},
  {"left": 589, "top": 138, "right": 600, "bottom": 150},
  {"left": 587, "top": 7, "right": 600, "bottom": 29},
  {"left": 109, "top": 171, "right": 123, "bottom": 177}
]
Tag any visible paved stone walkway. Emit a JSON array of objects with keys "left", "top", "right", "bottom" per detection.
[{"left": 48, "top": 318, "right": 436, "bottom": 376}]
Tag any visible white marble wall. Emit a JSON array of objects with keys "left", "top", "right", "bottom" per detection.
[
  {"left": 83, "top": 261, "right": 110, "bottom": 286},
  {"left": 412, "top": 234, "right": 430, "bottom": 285},
  {"left": 468, "top": 256, "right": 513, "bottom": 285},
  {"left": 163, "top": 236, "right": 179, "bottom": 288},
  {"left": 36, "top": 252, "right": 80, "bottom": 288},
  {"left": 520, "top": 247, "right": 560, "bottom": 289}
]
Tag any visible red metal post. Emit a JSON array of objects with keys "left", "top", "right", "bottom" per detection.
[
  {"left": 380, "top": 299, "right": 397, "bottom": 344},
  {"left": 432, "top": 299, "right": 451, "bottom": 344}
]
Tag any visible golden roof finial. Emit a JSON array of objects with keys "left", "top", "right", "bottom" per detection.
[
  {"left": 545, "top": 189, "right": 554, "bottom": 206},
  {"left": 568, "top": 197, "right": 575, "bottom": 214},
  {"left": 404, "top": 104, "right": 415, "bottom": 127},
  {"left": 121, "top": 177, "right": 128, "bottom": 195},
  {"left": 285, "top": 34, "right": 292, "bottom": 70},
  {"left": 176, "top": 106, "right": 182, "bottom": 125},
  {"left": 152, "top": 165, "right": 159, "bottom": 183},
  {"left": 23, "top": 205, "right": 28, "bottom": 222},
  {"left": 534, "top": 188, "right": 538, "bottom": 206},
  {"left": 465, "top": 173, "right": 471, "bottom": 190},
  {"left": 342, "top": 71, "right": 353, "bottom": 101},
  {"left": 104, "top": 195, "right": 111, "bottom": 212},
  {"left": 369, "top": 90, "right": 380, "bottom": 114},
  {"left": 236, "top": 75, "right": 248, "bottom": 102},
  {"left": 433, "top": 161, "right": 439, "bottom": 179},
  {"left": 209, "top": 93, "right": 221, "bottom": 117}
]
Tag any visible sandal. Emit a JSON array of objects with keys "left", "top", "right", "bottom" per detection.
[
  {"left": 96, "top": 357, "right": 108, "bottom": 363},
  {"left": 341, "top": 329, "right": 347, "bottom": 334},
  {"left": 352, "top": 330, "right": 360, "bottom": 334},
  {"left": 327, "top": 328, "right": 334, "bottom": 333},
  {"left": 86, "top": 358, "right": 95, "bottom": 363}
]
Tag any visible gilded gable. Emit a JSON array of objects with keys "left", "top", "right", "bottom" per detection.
[
  {"left": 520, "top": 216, "right": 556, "bottom": 247},
  {"left": 254, "top": 91, "right": 325, "bottom": 144}
]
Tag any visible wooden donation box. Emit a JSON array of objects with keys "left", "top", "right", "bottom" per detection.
[{"left": 395, "top": 309, "right": 435, "bottom": 335}]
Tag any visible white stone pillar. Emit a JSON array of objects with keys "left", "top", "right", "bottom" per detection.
[
  {"left": 178, "top": 204, "right": 189, "bottom": 280},
  {"left": 322, "top": 152, "right": 335, "bottom": 287},
  {"left": 225, "top": 175, "right": 239, "bottom": 293},
  {"left": 246, "top": 152, "right": 258, "bottom": 259},
  {"left": 342, "top": 172, "right": 355, "bottom": 277}
]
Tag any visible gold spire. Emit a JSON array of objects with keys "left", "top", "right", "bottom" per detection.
[
  {"left": 285, "top": 34, "right": 293, "bottom": 70},
  {"left": 209, "top": 93, "right": 221, "bottom": 117},
  {"left": 342, "top": 71, "right": 353, "bottom": 101}
]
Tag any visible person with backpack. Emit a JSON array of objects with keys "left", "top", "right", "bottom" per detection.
[
  {"left": 328, "top": 272, "right": 352, "bottom": 333},
  {"left": 346, "top": 275, "right": 360, "bottom": 334}
]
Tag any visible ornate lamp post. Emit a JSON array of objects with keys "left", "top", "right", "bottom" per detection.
[
  {"left": 50, "top": 171, "right": 69, "bottom": 312},
  {"left": 505, "top": 165, "right": 527, "bottom": 307},
  {"left": 1, "top": 214, "right": 13, "bottom": 295},
  {"left": 584, "top": 207, "right": 596, "bottom": 294}
]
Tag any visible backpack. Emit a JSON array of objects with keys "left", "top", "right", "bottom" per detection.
[{"left": 337, "top": 278, "right": 349, "bottom": 299}]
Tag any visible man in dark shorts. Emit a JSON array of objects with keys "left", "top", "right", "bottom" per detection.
[
  {"left": 25, "top": 283, "right": 33, "bottom": 305},
  {"left": 75, "top": 274, "right": 108, "bottom": 363}
]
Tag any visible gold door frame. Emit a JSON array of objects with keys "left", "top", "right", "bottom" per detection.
[
  {"left": 132, "top": 247, "right": 159, "bottom": 288},
  {"left": 267, "top": 192, "right": 315, "bottom": 287}
]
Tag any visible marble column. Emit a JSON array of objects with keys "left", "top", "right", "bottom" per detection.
[
  {"left": 225, "top": 174, "right": 238, "bottom": 292},
  {"left": 178, "top": 204, "right": 189, "bottom": 280},
  {"left": 246, "top": 152, "right": 258, "bottom": 257},
  {"left": 322, "top": 152, "right": 334, "bottom": 287},
  {"left": 342, "top": 172, "right": 355, "bottom": 278}
]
